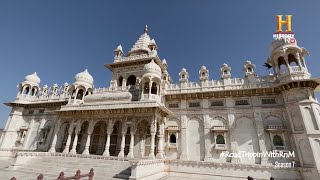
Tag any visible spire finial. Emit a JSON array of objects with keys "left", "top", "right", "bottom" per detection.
[{"left": 144, "top": 25, "right": 148, "bottom": 33}]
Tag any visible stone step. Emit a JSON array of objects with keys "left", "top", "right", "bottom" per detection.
[
  {"left": 5, "top": 154, "right": 132, "bottom": 180},
  {"left": 33, "top": 156, "right": 129, "bottom": 166},
  {"left": 17, "top": 164, "right": 130, "bottom": 177}
]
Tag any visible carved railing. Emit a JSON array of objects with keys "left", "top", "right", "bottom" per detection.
[
  {"left": 166, "top": 76, "right": 275, "bottom": 94},
  {"left": 10, "top": 168, "right": 94, "bottom": 180},
  {"left": 15, "top": 93, "right": 70, "bottom": 103},
  {"left": 114, "top": 52, "right": 157, "bottom": 62}
]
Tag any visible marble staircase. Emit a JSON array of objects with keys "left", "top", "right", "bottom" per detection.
[{"left": 0, "top": 154, "right": 132, "bottom": 180}]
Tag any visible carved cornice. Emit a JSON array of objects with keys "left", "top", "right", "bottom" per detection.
[
  {"left": 4, "top": 101, "right": 67, "bottom": 108},
  {"left": 275, "top": 80, "right": 319, "bottom": 92}
]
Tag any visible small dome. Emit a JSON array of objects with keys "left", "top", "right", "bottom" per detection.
[
  {"left": 64, "top": 82, "right": 69, "bottom": 86},
  {"left": 181, "top": 68, "right": 187, "bottom": 72},
  {"left": 74, "top": 69, "right": 94, "bottom": 87},
  {"left": 149, "top": 39, "right": 157, "bottom": 46},
  {"left": 271, "top": 37, "right": 297, "bottom": 52},
  {"left": 222, "top": 63, "right": 228, "bottom": 67},
  {"left": 143, "top": 60, "right": 162, "bottom": 78},
  {"left": 201, "top": 66, "right": 207, "bottom": 70},
  {"left": 114, "top": 45, "right": 123, "bottom": 53},
  {"left": 245, "top": 60, "right": 252, "bottom": 64},
  {"left": 24, "top": 72, "right": 40, "bottom": 85},
  {"left": 162, "top": 59, "right": 167, "bottom": 65}
]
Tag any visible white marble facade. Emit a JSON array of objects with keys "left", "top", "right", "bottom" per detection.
[{"left": 1, "top": 26, "right": 320, "bottom": 179}]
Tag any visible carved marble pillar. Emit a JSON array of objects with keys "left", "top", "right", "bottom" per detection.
[
  {"left": 70, "top": 124, "right": 81, "bottom": 154},
  {"left": 49, "top": 120, "right": 61, "bottom": 153},
  {"left": 203, "top": 114, "right": 213, "bottom": 161},
  {"left": 228, "top": 113, "right": 240, "bottom": 163},
  {"left": 63, "top": 124, "right": 74, "bottom": 153},
  {"left": 82, "top": 121, "right": 94, "bottom": 155},
  {"left": 103, "top": 120, "right": 114, "bottom": 156},
  {"left": 179, "top": 114, "right": 188, "bottom": 160},
  {"left": 149, "top": 119, "right": 157, "bottom": 159},
  {"left": 118, "top": 123, "right": 127, "bottom": 158},
  {"left": 254, "top": 110, "right": 269, "bottom": 165},
  {"left": 127, "top": 124, "right": 136, "bottom": 158},
  {"left": 140, "top": 134, "right": 146, "bottom": 157},
  {"left": 156, "top": 118, "right": 165, "bottom": 159}
]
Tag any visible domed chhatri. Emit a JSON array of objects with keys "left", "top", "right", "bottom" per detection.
[
  {"left": 74, "top": 69, "right": 94, "bottom": 87},
  {"left": 24, "top": 72, "right": 41, "bottom": 85},
  {"left": 142, "top": 59, "right": 162, "bottom": 78}
]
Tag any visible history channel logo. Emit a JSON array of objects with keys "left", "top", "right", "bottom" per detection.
[{"left": 273, "top": 15, "right": 296, "bottom": 44}]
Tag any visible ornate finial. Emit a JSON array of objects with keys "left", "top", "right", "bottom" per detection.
[{"left": 144, "top": 25, "right": 148, "bottom": 33}]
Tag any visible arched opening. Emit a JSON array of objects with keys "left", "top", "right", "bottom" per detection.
[
  {"left": 144, "top": 82, "right": 149, "bottom": 94},
  {"left": 126, "top": 75, "right": 136, "bottom": 86},
  {"left": 247, "top": 67, "right": 252, "bottom": 72},
  {"left": 223, "top": 70, "right": 228, "bottom": 75},
  {"left": 76, "top": 89, "right": 84, "bottom": 100},
  {"left": 31, "top": 88, "right": 36, "bottom": 96},
  {"left": 216, "top": 134, "right": 225, "bottom": 144},
  {"left": 56, "top": 122, "right": 70, "bottom": 153},
  {"left": 137, "top": 120, "right": 151, "bottom": 157},
  {"left": 182, "top": 74, "right": 185, "bottom": 78},
  {"left": 273, "top": 134, "right": 284, "bottom": 146},
  {"left": 124, "top": 127, "right": 131, "bottom": 155},
  {"left": 24, "top": 86, "right": 30, "bottom": 95},
  {"left": 151, "top": 82, "right": 157, "bottom": 94},
  {"left": 288, "top": 54, "right": 299, "bottom": 67},
  {"left": 110, "top": 121, "right": 119, "bottom": 156},
  {"left": 170, "top": 134, "right": 176, "bottom": 143},
  {"left": 202, "top": 72, "right": 206, "bottom": 77},
  {"left": 278, "top": 56, "right": 287, "bottom": 70},
  {"left": 77, "top": 121, "right": 89, "bottom": 154},
  {"left": 90, "top": 121, "right": 107, "bottom": 155},
  {"left": 118, "top": 76, "right": 123, "bottom": 87}
]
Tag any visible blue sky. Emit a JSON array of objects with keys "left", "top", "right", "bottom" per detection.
[{"left": 0, "top": 0, "right": 319, "bottom": 128}]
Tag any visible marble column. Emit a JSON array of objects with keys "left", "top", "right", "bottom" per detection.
[
  {"left": 149, "top": 119, "right": 157, "bottom": 159},
  {"left": 149, "top": 132, "right": 156, "bottom": 159},
  {"left": 203, "top": 114, "right": 213, "bottom": 161},
  {"left": 63, "top": 125, "right": 74, "bottom": 153},
  {"left": 127, "top": 124, "right": 136, "bottom": 158},
  {"left": 118, "top": 123, "right": 127, "bottom": 158},
  {"left": 103, "top": 121, "right": 113, "bottom": 156},
  {"left": 254, "top": 109, "right": 269, "bottom": 164},
  {"left": 49, "top": 120, "right": 60, "bottom": 153},
  {"left": 103, "top": 134, "right": 111, "bottom": 156},
  {"left": 140, "top": 134, "right": 145, "bottom": 157},
  {"left": 82, "top": 122, "right": 94, "bottom": 155},
  {"left": 228, "top": 112, "right": 240, "bottom": 163},
  {"left": 69, "top": 125, "right": 80, "bottom": 154},
  {"left": 179, "top": 114, "right": 188, "bottom": 160},
  {"left": 156, "top": 118, "right": 165, "bottom": 159},
  {"left": 118, "top": 133, "right": 126, "bottom": 157},
  {"left": 49, "top": 130, "right": 58, "bottom": 153},
  {"left": 127, "top": 132, "right": 135, "bottom": 158}
]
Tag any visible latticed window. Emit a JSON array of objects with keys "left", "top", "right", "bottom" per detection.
[
  {"left": 211, "top": 101, "right": 224, "bottom": 107},
  {"left": 216, "top": 134, "right": 225, "bottom": 144},
  {"left": 169, "top": 103, "right": 179, "bottom": 108},
  {"left": 273, "top": 134, "right": 284, "bottom": 146},
  {"left": 262, "top": 98, "right": 276, "bottom": 104},
  {"left": 189, "top": 102, "right": 200, "bottom": 108},
  {"left": 235, "top": 99, "right": 249, "bottom": 105}
]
